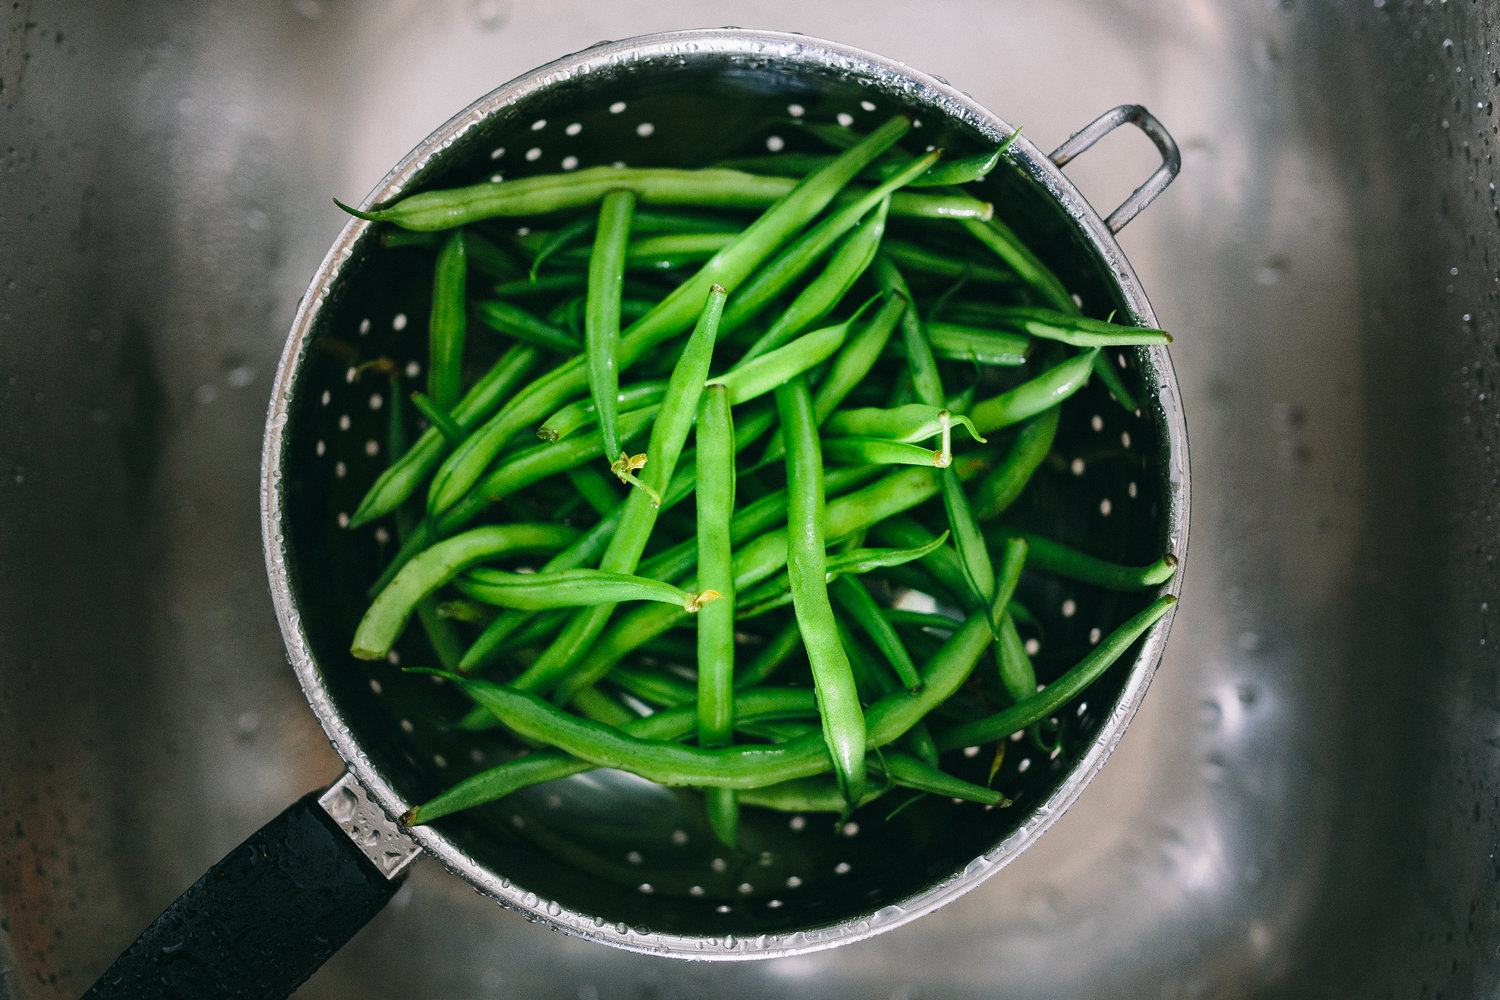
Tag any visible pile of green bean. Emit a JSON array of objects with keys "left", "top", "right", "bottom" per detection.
[{"left": 339, "top": 114, "right": 1177, "bottom": 843}]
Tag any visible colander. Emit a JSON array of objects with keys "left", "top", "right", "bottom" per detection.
[{"left": 83, "top": 26, "right": 1188, "bottom": 999}]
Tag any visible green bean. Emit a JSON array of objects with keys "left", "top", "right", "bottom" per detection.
[
  {"left": 337, "top": 156, "right": 983, "bottom": 231},
  {"left": 707, "top": 318, "right": 849, "bottom": 405},
  {"left": 716, "top": 143, "right": 937, "bottom": 337},
  {"left": 735, "top": 616, "right": 804, "bottom": 689},
  {"left": 536, "top": 380, "right": 667, "bottom": 442},
  {"left": 491, "top": 273, "right": 587, "bottom": 299},
  {"left": 425, "top": 116, "right": 912, "bottom": 519},
  {"left": 474, "top": 299, "right": 580, "bottom": 354},
  {"left": 831, "top": 575, "right": 921, "bottom": 691},
  {"left": 434, "top": 404, "right": 660, "bottom": 534},
  {"left": 556, "top": 456, "right": 987, "bottom": 703},
  {"left": 994, "top": 611, "right": 1036, "bottom": 705},
  {"left": 552, "top": 232, "right": 738, "bottom": 269},
  {"left": 637, "top": 464, "right": 884, "bottom": 585},
  {"left": 969, "top": 348, "right": 1098, "bottom": 434},
  {"left": 348, "top": 343, "right": 539, "bottom": 529},
  {"left": 920, "top": 322, "right": 1030, "bottom": 366},
  {"left": 525, "top": 214, "right": 594, "bottom": 280},
  {"left": 940, "top": 465, "right": 996, "bottom": 617},
  {"left": 824, "top": 404, "right": 984, "bottom": 447},
  {"left": 737, "top": 196, "right": 892, "bottom": 362},
  {"left": 822, "top": 437, "right": 948, "bottom": 468},
  {"left": 444, "top": 559, "right": 1009, "bottom": 791},
  {"left": 777, "top": 375, "right": 866, "bottom": 802},
  {"left": 427, "top": 231, "right": 468, "bottom": 409},
  {"left": 452, "top": 567, "right": 718, "bottom": 612},
  {"left": 757, "top": 290, "right": 908, "bottom": 467},
  {"left": 408, "top": 391, "right": 465, "bottom": 444},
  {"left": 735, "top": 531, "right": 954, "bottom": 619},
  {"left": 565, "top": 464, "right": 619, "bottom": 516},
  {"left": 874, "top": 256, "right": 945, "bottom": 408},
  {"left": 880, "top": 237, "right": 1019, "bottom": 287},
  {"left": 695, "top": 383, "right": 739, "bottom": 845},
  {"left": 694, "top": 384, "right": 737, "bottom": 740},
  {"left": 405, "top": 687, "right": 822, "bottom": 825},
  {"left": 960, "top": 215, "right": 1075, "bottom": 314},
  {"left": 585, "top": 190, "right": 635, "bottom": 461},
  {"left": 879, "top": 134, "right": 1016, "bottom": 187},
  {"left": 990, "top": 529, "right": 1179, "bottom": 591},
  {"left": 987, "top": 307, "right": 1172, "bottom": 347},
  {"left": 509, "top": 285, "right": 726, "bottom": 694},
  {"left": 934, "top": 595, "right": 1177, "bottom": 750},
  {"left": 972, "top": 405, "right": 1061, "bottom": 521},
  {"left": 351, "top": 523, "right": 581, "bottom": 660}
]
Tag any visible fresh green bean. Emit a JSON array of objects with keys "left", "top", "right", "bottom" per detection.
[
  {"left": 707, "top": 319, "right": 849, "bottom": 405},
  {"left": 348, "top": 343, "right": 539, "bottom": 529},
  {"left": 565, "top": 464, "right": 619, "bottom": 517},
  {"left": 444, "top": 552, "right": 1016, "bottom": 792},
  {"left": 434, "top": 404, "right": 660, "bottom": 534},
  {"left": 452, "top": 567, "right": 718, "bottom": 612},
  {"left": 716, "top": 144, "right": 937, "bottom": 337},
  {"left": 874, "top": 256, "right": 945, "bottom": 408},
  {"left": 831, "top": 575, "right": 921, "bottom": 691},
  {"left": 735, "top": 531, "right": 955, "bottom": 619},
  {"left": 585, "top": 190, "right": 635, "bottom": 461},
  {"left": 425, "top": 116, "right": 912, "bottom": 519},
  {"left": 990, "top": 529, "right": 1179, "bottom": 591},
  {"left": 536, "top": 380, "right": 667, "bottom": 442},
  {"left": 509, "top": 285, "right": 726, "bottom": 694},
  {"left": 474, "top": 298, "right": 581, "bottom": 354},
  {"left": 408, "top": 391, "right": 465, "bottom": 444},
  {"left": 918, "top": 322, "right": 1030, "bottom": 366},
  {"left": 337, "top": 157, "right": 986, "bottom": 231},
  {"left": 969, "top": 348, "right": 1098, "bottom": 434},
  {"left": 822, "top": 437, "right": 948, "bottom": 468},
  {"left": 351, "top": 523, "right": 581, "bottom": 660},
  {"left": 961, "top": 215, "right": 1075, "bottom": 314},
  {"left": 757, "top": 290, "right": 908, "bottom": 467},
  {"left": 934, "top": 595, "right": 1176, "bottom": 750},
  {"left": 824, "top": 404, "right": 984, "bottom": 446},
  {"left": 986, "top": 307, "right": 1172, "bottom": 347},
  {"left": 428, "top": 231, "right": 468, "bottom": 409},
  {"left": 972, "top": 406, "right": 1061, "bottom": 520},
  {"left": 695, "top": 383, "right": 739, "bottom": 845},
  {"left": 777, "top": 375, "right": 866, "bottom": 802},
  {"left": 940, "top": 465, "right": 996, "bottom": 616},
  {"left": 525, "top": 214, "right": 594, "bottom": 281},
  {"left": 737, "top": 196, "right": 892, "bottom": 362},
  {"left": 405, "top": 687, "right": 822, "bottom": 825}
]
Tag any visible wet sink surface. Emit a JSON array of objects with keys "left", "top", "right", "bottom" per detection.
[{"left": 3, "top": 2, "right": 1499, "bottom": 997}]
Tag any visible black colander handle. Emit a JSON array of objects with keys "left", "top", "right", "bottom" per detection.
[
  {"left": 1049, "top": 104, "right": 1181, "bottom": 234},
  {"left": 82, "top": 777, "right": 415, "bottom": 999}
]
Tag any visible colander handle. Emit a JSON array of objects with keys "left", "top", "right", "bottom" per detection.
[
  {"left": 1048, "top": 104, "right": 1181, "bottom": 234},
  {"left": 81, "top": 778, "right": 417, "bottom": 1000}
]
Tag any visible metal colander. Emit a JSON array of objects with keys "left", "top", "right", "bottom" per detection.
[{"left": 263, "top": 27, "right": 1188, "bottom": 959}]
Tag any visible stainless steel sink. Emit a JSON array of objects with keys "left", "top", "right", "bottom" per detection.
[{"left": 4, "top": 2, "right": 1498, "bottom": 997}]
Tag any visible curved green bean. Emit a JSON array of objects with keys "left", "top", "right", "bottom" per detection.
[
  {"left": 585, "top": 189, "right": 635, "bottom": 461},
  {"left": 351, "top": 522, "right": 581, "bottom": 660},
  {"left": 934, "top": 595, "right": 1177, "bottom": 750},
  {"left": 427, "top": 231, "right": 468, "bottom": 409},
  {"left": 777, "top": 375, "right": 866, "bottom": 802}
]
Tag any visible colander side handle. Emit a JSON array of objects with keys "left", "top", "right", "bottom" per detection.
[
  {"left": 81, "top": 783, "right": 412, "bottom": 1000},
  {"left": 1048, "top": 105, "right": 1181, "bottom": 233}
]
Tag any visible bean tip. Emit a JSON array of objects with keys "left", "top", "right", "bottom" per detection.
[
  {"left": 399, "top": 807, "right": 420, "bottom": 827},
  {"left": 333, "top": 196, "right": 379, "bottom": 222}
]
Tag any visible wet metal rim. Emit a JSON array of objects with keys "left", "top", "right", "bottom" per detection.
[{"left": 261, "top": 26, "right": 1190, "bottom": 959}]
